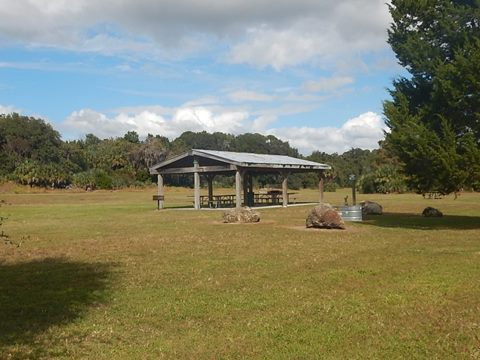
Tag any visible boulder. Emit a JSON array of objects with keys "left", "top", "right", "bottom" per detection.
[
  {"left": 422, "top": 207, "right": 443, "bottom": 217},
  {"left": 360, "top": 201, "right": 383, "bottom": 215},
  {"left": 223, "top": 207, "right": 260, "bottom": 223},
  {"left": 306, "top": 203, "right": 345, "bottom": 230}
]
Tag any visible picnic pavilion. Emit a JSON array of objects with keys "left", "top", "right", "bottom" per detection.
[{"left": 149, "top": 149, "right": 331, "bottom": 209}]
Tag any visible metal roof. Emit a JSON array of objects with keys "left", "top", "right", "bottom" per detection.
[
  {"left": 150, "top": 149, "right": 330, "bottom": 173},
  {"left": 192, "top": 149, "right": 330, "bottom": 169}
]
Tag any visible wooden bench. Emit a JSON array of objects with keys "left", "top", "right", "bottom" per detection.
[
  {"left": 423, "top": 192, "right": 444, "bottom": 199},
  {"left": 152, "top": 195, "right": 164, "bottom": 210}
]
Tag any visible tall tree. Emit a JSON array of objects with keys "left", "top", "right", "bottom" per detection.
[
  {"left": 0, "top": 113, "right": 64, "bottom": 175},
  {"left": 384, "top": 0, "right": 480, "bottom": 194}
]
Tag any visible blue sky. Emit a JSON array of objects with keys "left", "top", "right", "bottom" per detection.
[{"left": 0, "top": 0, "right": 402, "bottom": 154}]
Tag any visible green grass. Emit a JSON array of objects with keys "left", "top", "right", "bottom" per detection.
[{"left": 1, "top": 186, "right": 479, "bottom": 359}]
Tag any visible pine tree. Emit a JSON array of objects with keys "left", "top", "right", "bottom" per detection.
[{"left": 384, "top": 0, "right": 480, "bottom": 194}]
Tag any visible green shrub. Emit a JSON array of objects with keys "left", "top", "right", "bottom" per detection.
[
  {"left": 73, "top": 169, "right": 114, "bottom": 190},
  {"left": 358, "top": 164, "right": 407, "bottom": 194},
  {"left": 13, "top": 160, "right": 71, "bottom": 188},
  {"left": 73, "top": 171, "right": 95, "bottom": 190},
  {"left": 323, "top": 181, "right": 337, "bottom": 192},
  {"left": 95, "top": 170, "right": 113, "bottom": 189}
]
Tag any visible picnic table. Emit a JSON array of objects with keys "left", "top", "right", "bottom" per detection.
[
  {"left": 199, "top": 191, "right": 297, "bottom": 208},
  {"left": 255, "top": 191, "right": 297, "bottom": 205},
  {"left": 200, "top": 194, "right": 236, "bottom": 208}
]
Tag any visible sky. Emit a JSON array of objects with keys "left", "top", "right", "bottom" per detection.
[{"left": 0, "top": 0, "right": 403, "bottom": 155}]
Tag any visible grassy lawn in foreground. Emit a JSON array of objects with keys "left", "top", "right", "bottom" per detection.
[{"left": 1, "top": 186, "right": 479, "bottom": 359}]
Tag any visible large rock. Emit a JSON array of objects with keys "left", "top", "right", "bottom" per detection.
[
  {"left": 306, "top": 204, "right": 345, "bottom": 230},
  {"left": 360, "top": 201, "right": 383, "bottom": 215},
  {"left": 223, "top": 207, "right": 260, "bottom": 223},
  {"left": 422, "top": 207, "right": 443, "bottom": 217}
]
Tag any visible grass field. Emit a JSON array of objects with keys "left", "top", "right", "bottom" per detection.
[{"left": 1, "top": 186, "right": 479, "bottom": 359}]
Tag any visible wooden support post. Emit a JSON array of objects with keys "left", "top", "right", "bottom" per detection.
[
  {"left": 157, "top": 174, "right": 164, "bottom": 209},
  {"left": 235, "top": 170, "right": 242, "bottom": 209},
  {"left": 193, "top": 158, "right": 200, "bottom": 210},
  {"left": 319, "top": 172, "right": 324, "bottom": 204},
  {"left": 247, "top": 173, "right": 254, "bottom": 207},
  {"left": 207, "top": 175, "right": 214, "bottom": 207},
  {"left": 243, "top": 171, "right": 248, "bottom": 206},
  {"left": 282, "top": 171, "right": 289, "bottom": 207},
  {"left": 352, "top": 179, "right": 357, "bottom": 206}
]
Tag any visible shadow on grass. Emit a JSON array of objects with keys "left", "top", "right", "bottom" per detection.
[
  {"left": 0, "top": 258, "right": 113, "bottom": 357},
  {"left": 360, "top": 212, "right": 480, "bottom": 230}
]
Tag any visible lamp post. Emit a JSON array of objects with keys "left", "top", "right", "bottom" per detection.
[{"left": 349, "top": 174, "right": 357, "bottom": 206}]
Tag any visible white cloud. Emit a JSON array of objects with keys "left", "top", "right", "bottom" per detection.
[
  {"left": 228, "top": 90, "right": 274, "bottom": 102},
  {"left": 0, "top": 104, "right": 19, "bottom": 114},
  {"left": 62, "top": 109, "right": 137, "bottom": 139},
  {"left": 251, "top": 114, "right": 277, "bottom": 132},
  {"left": 61, "top": 106, "right": 249, "bottom": 140},
  {"left": 60, "top": 106, "right": 385, "bottom": 154},
  {"left": 172, "top": 107, "right": 247, "bottom": 134},
  {"left": 270, "top": 112, "right": 386, "bottom": 154},
  {"left": 227, "top": 1, "right": 391, "bottom": 70},
  {"left": 0, "top": 0, "right": 392, "bottom": 69},
  {"left": 181, "top": 96, "right": 220, "bottom": 107},
  {"left": 303, "top": 76, "right": 354, "bottom": 93},
  {"left": 113, "top": 105, "right": 172, "bottom": 116},
  {"left": 228, "top": 26, "right": 321, "bottom": 70}
]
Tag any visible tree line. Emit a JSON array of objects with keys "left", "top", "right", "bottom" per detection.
[{"left": 0, "top": 113, "right": 407, "bottom": 193}]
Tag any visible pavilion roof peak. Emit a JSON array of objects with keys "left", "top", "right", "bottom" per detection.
[
  {"left": 191, "top": 149, "right": 330, "bottom": 168},
  {"left": 150, "top": 149, "right": 331, "bottom": 174}
]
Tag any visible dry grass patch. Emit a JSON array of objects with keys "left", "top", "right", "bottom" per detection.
[{"left": 1, "top": 187, "right": 479, "bottom": 359}]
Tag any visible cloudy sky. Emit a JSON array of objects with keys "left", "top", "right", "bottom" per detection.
[{"left": 0, "top": 0, "right": 402, "bottom": 154}]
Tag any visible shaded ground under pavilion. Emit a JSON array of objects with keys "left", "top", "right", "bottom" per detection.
[{"left": 149, "top": 149, "right": 331, "bottom": 210}]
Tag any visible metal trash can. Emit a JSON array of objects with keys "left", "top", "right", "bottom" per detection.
[{"left": 339, "top": 205, "right": 362, "bottom": 222}]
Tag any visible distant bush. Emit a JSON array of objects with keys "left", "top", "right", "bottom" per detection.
[
  {"left": 13, "top": 160, "right": 71, "bottom": 188},
  {"left": 288, "top": 175, "right": 302, "bottom": 190},
  {"left": 359, "top": 174, "right": 376, "bottom": 194},
  {"left": 323, "top": 181, "right": 337, "bottom": 192},
  {"left": 133, "top": 180, "right": 147, "bottom": 188},
  {"left": 135, "top": 169, "right": 151, "bottom": 183},
  {"left": 111, "top": 177, "right": 128, "bottom": 190},
  {"left": 94, "top": 170, "right": 113, "bottom": 189},
  {"left": 358, "top": 164, "right": 407, "bottom": 194},
  {"left": 73, "top": 169, "right": 114, "bottom": 190}
]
